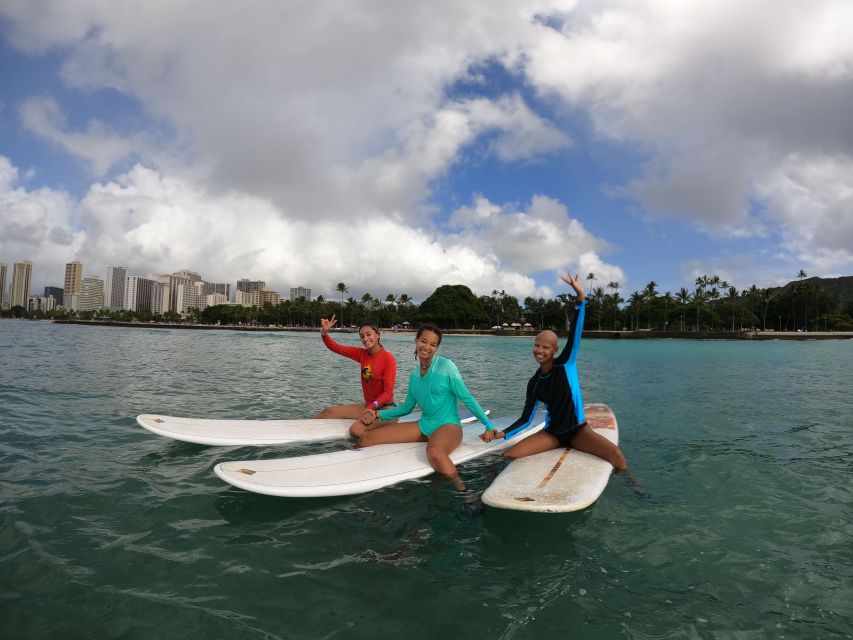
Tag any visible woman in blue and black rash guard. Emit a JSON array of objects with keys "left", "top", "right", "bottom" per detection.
[{"left": 481, "top": 273, "right": 627, "bottom": 470}]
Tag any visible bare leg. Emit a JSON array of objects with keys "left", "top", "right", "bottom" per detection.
[
  {"left": 569, "top": 425, "right": 628, "bottom": 471},
  {"left": 502, "top": 430, "right": 561, "bottom": 459},
  {"left": 356, "top": 421, "right": 425, "bottom": 447},
  {"left": 425, "top": 424, "right": 465, "bottom": 489},
  {"left": 314, "top": 403, "right": 366, "bottom": 419},
  {"left": 348, "top": 417, "right": 399, "bottom": 438}
]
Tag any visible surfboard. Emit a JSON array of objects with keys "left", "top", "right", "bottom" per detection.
[
  {"left": 481, "top": 403, "right": 619, "bottom": 513},
  {"left": 136, "top": 409, "right": 484, "bottom": 447},
  {"left": 213, "top": 415, "right": 544, "bottom": 497}
]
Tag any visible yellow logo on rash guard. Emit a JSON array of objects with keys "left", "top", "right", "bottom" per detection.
[{"left": 362, "top": 364, "right": 373, "bottom": 382}]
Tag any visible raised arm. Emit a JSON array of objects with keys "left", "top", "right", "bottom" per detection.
[
  {"left": 555, "top": 273, "right": 586, "bottom": 366},
  {"left": 320, "top": 314, "right": 362, "bottom": 361}
]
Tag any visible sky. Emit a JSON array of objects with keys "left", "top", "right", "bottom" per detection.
[{"left": 1, "top": 0, "right": 852, "bottom": 303}]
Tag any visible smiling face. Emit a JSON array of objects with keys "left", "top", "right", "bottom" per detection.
[
  {"left": 415, "top": 329, "right": 441, "bottom": 363},
  {"left": 532, "top": 330, "right": 559, "bottom": 367},
  {"left": 358, "top": 325, "right": 380, "bottom": 351}
]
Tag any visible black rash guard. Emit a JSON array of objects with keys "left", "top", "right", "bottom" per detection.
[{"left": 503, "top": 300, "right": 587, "bottom": 444}]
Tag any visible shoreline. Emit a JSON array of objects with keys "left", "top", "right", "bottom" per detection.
[{"left": 32, "top": 319, "right": 853, "bottom": 340}]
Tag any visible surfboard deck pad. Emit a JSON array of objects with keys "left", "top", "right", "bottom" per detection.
[{"left": 481, "top": 403, "right": 619, "bottom": 513}]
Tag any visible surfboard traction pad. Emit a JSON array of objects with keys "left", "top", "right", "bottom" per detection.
[{"left": 483, "top": 402, "right": 617, "bottom": 512}]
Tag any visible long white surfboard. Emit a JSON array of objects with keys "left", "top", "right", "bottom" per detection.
[
  {"left": 481, "top": 403, "right": 619, "bottom": 513},
  {"left": 136, "top": 409, "right": 484, "bottom": 447},
  {"left": 214, "top": 415, "right": 544, "bottom": 497}
]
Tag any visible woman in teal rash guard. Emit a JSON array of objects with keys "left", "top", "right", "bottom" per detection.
[{"left": 357, "top": 324, "right": 494, "bottom": 491}]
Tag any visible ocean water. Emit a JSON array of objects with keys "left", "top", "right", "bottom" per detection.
[{"left": 1, "top": 320, "right": 851, "bottom": 639}]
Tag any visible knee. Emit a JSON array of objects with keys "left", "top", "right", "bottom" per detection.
[
  {"left": 349, "top": 422, "right": 365, "bottom": 438},
  {"left": 425, "top": 446, "right": 445, "bottom": 468},
  {"left": 610, "top": 447, "right": 627, "bottom": 471}
]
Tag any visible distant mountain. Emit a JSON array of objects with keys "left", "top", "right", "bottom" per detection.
[{"left": 776, "top": 275, "right": 853, "bottom": 301}]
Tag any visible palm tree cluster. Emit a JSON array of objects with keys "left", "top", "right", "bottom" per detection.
[{"left": 12, "top": 273, "right": 852, "bottom": 332}]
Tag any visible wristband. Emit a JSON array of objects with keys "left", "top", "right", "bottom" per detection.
[{"left": 373, "top": 401, "right": 380, "bottom": 410}]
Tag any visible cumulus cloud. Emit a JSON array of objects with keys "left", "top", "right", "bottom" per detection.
[
  {"left": 1, "top": 156, "right": 581, "bottom": 299},
  {"left": 0, "top": 156, "right": 82, "bottom": 288},
  {"left": 20, "top": 96, "right": 138, "bottom": 176},
  {"left": 756, "top": 153, "right": 853, "bottom": 272},
  {"left": 2, "top": 0, "right": 852, "bottom": 288},
  {"left": 0, "top": 0, "right": 569, "bottom": 221},
  {"left": 519, "top": 0, "right": 853, "bottom": 250}
]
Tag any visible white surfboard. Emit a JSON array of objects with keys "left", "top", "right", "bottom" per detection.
[
  {"left": 481, "top": 403, "right": 619, "bottom": 513},
  {"left": 213, "top": 415, "right": 544, "bottom": 497},
  {"left": 136, "top": 409, "right": 484, "bottom": 447}
]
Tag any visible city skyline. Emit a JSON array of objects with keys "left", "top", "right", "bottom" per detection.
[{"left": 1, "top": 2, "right": 852, "bottom": 302}]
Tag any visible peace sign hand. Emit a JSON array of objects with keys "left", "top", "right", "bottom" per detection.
[
  {"left": 320, "top": 315, "right": 338, "bottom": 335},
  {"left": 560, "top": 273, "right": 585, "bottom": 301}
]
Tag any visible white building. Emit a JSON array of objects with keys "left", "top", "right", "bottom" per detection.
[
  {"left": 79, "top": 276, "right": 104, "bottom": 312},
  {"left": 206, "top": 293, "right": 228, "bottom": 307},
  {"left": 124, "top": 276, "right": 157, "bottom": 312},
  {"left": 27, "top": 296, "right": 56, "bottom": 312},
  {"left": 104, "top": 266, "right": 127, "bottom": 309},
  {"left": 290, "top": 287, "right": 311, "bottom": 301},
  {"left": 177, "top": 281, "right": 207, "bottom": 315},
  {"left": 10, "top": 260, "right": 33, "bottom": 308}
]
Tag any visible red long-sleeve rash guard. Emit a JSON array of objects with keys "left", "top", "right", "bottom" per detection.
[{"left": 321, "top": 334, "right": 396, "bottom": 407}]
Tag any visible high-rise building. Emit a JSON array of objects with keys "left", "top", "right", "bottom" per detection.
[
  {"left": 290, "top": 287, "right": 311, "bottom": 301},
  {"left": 0, "top": 262, "right": 7, "bottom": 307},
  {"left": 151, "top": 281, "right": 168, "bottom": 315},
  {"left": 10, "top": 260, "right": 33, "bottom": 308},
  {"left": 206, "top": 293, "right": 228, "bottom": 307},
  {"left": 44, "top": 286, "right": 64, "bottom": 307},
  {"left": 104, "top": 266, "right": 127, "bottom": 309},
  {"left": 203, "top": 282, "right": 230, "bottom": 299},
  {"left": 176, "top": 281, "right": 207, "bottom": 314},
  {"left": 124, "top": 276, "right": 157, "bottom": 312},
  {"left": 28, "top": 296, "right": 56, "bottom": 313},
  {"left": 165, "top": 272, "right": 200, "bottom": 313},
  {"left": 79, "top": 276, "right": 104, "bottom": 311},
  {"left": 64, "top": 261, "right": 83, "bottom": 296},
  {"left": 236, "top": 279, "right": 265, "bottom": 294}
]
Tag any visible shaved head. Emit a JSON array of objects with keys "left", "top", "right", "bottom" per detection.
[{"left": 536, "top": 330, "right": 558, "bottom": 349}]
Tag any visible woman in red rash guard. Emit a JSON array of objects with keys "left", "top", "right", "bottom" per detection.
[{"left": 315, "top": 314, "right": 398, "bottom": 437}]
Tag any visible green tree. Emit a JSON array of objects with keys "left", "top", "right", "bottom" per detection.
[{"left": 417, "top": 284, "right": 488, "bottom": 328}]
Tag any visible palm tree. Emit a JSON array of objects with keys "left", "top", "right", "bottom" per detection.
[
  {"left": 628, "top": 291, "right": 643, "bottom": 331},
  {"left": 662, "top": 291, "right": 673, "bottom": 331},
  {"left": 586, "top": 272, "right": 596, "bottom": 294},
  {"left": 643, "top": 281, "right": 658, "bottom": 329},
  {"left": 592, "top": 286, "right": 605, "bottom": 330},
  {"left": 694, "top": 275, "right": 709, "bottom": 331},
  {"left": 676, "top": 287, "right": 691, "bottom": 331},
  {"left": 607, "top": 281, "right": 621, "bottom": 329},
  {"left": 335, "top": 282, "right": 348, "bottom": 325}
]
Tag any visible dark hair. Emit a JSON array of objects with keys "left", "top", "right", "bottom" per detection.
[
  {"left": 416, "top": 323, "right": 442, "bottom": 346},
  {"left": 358, "top": 323, "right": 381, "bottom": 344}
]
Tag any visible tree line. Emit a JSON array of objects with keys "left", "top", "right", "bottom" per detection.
[{"left": 5, "top": 272, "right": 852, "bottom": 332}]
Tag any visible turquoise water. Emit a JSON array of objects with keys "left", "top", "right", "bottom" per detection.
[{"left": 1, "top": 320, "right": 851, "bottom": 639}]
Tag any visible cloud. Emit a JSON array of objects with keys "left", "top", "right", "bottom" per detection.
[
  {"left": 20, "top": 96, "right": 137, "bottom": 176},
  {"left": 0, "top": 156, "right": 82, "bottom": 288},
  {"left": 2, "top": 156, "right": 601, "bottom": 299},
  {"left": 518, "top": 0, "right": 853, "bottom": 251},
  {"left": 446, "top": 193, "right": 623, "bottom": 292},
  {"left": 0, "top": 1, "right": 569, "bottom": 221},
  {"left": 756, "top": 153, "right": 853, "bottom": 272}
]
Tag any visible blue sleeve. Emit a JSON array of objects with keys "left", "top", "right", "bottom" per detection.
[
  {"left": 503, "top": 375, "right": 540, "bottom": 439},
  {"left": 555, "top": 299, "right": 585, "bottom": 366},
  {"left": 378, "top": 372, "right": 417, "bottom": 420},
  {"left": 445, "top": 360, "right": 493, "bottom": 428}
]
